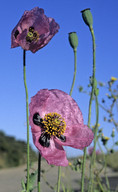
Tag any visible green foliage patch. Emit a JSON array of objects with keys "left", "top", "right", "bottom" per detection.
[{"left": 0, "top": 131, "right": 37, "bottom": 169}]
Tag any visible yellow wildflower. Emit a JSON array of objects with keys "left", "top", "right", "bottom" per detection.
[
  {"left": 68, "top": 162, "right": 72, "bottom": 166},
  {"left": 111, "top": 77, "right": 117, "bottom": 81}
]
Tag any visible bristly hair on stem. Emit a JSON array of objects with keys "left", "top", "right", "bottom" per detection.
[
  {"left": 57, "top": 32, "right": 78, "bottom": 192},
  {"left": 23, "top": 49, "right": 30, "bottom": 192},
  {"left": 80, "top": 9, "right": 99, "bottom": 192}
]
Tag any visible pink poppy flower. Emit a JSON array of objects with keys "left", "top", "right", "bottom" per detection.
[
  {"left": 29, "top": 89, "right": 94, "bottom": 166},
  {"left": 11, "top": 7, "right": 59, "bottom": 53}
]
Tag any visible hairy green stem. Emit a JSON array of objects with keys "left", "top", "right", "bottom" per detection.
[
  {"left": 93, "top": 97, "right": 99, "bottom": 164},
  {"left": 69, "top": 49, "right": 77, "bottom": 96},
  {"left": 98, "top": 141, "right": 110, "bottom": 191},
  {"left": 23, "top": 50, "right": 30, "bottom": 192},
  {"left": 57, "top": 166, "right": 61, "bottom": 192},
  {"left": 57, "top": 47, "right": 77, "bottom": 192},
  {"left": 81, "top": 83, "right": 95, "bottom": 192},
  {"left": 88, "top": 27, "right": 100, "bottom": 192},
  {"left": 81, "top": 147, "right": 87, "bottom": 192},
  {"left": 81, "top": 26, "right": 96, "bottom": 192},
  {"left": 89, "top": 96, "right": 99, "bottom": 192},
  {"left": 104, "top": 155, "right": 110, "bottom": 191},
  {"left": 96, "top": 176, "right": 105, "bottom": 192}
]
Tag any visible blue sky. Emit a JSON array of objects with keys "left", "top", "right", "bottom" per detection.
[{"left": 0, "top": 0, "right": 118, "bottom": 157}]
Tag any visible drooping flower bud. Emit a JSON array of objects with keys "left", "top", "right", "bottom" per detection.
[
  {"left": 68, "top": 32, "right": 78, "bottom": 51},
  {"left": 81, "top": 8, "right": 93, "bottom": 28}
]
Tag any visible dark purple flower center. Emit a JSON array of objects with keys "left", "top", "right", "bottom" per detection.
[
  {"left": 26, "top": 26, "right": 39, "bottom": 43},
  {"left": 33, "top": 112, "right": 66, "bottom": 147},
  {"left": 14, "top": 30, "right": 19, "bottom": 39},
  {"left": 29, "top": 26, "right": 34, "bottom": 32}
]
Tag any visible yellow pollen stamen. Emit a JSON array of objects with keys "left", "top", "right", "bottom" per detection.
[
  {"left": 27, "top": 32, "right": 33, "bottom": 38},
  {"left": 42, "top": 112, "right": 66, "bottom": 137},
  {"left": 26, "top": 28, "right": 39, "bottom": 43}
]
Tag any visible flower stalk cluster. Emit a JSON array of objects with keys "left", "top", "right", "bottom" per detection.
[
  {"left": 81, "top": 8, "right": 99, "bottom": 192},
  {"left": 11, "top": 6, "right": 96, "bottom": 192}
]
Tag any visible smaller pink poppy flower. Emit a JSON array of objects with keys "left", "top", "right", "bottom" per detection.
[
  {"left": 11, "top": 7, "right": 59, "bottom": 53},
  {"left": 29, "top": 89, "right": 94, "bottom": 166}
]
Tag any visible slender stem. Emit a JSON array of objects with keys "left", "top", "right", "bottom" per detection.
[
  {"left": 98, "top": 141, "right": 110, "bottom": 191},
  {"left": 89, "top": 96, "right": 99, "bottom": 192},
  {"left": 23, "top": 50, "right": 30, "bottom": 192},
  {"left": 88, "top": 27, "right": 98, "bottom": 192},
  {"left": 42, "top": 174, "right": 54, "bottom": 190},
  {"left": 104, "top": 155, "right": 110, "bottom": 191},
  {"left": 38, "top": 153, "right": 41, "bottom": 192},
  {"left": 57, "top": 166, "right": 61, "bottom": 192},
  {"left": 92, "top": 97, "right": 99, "bottom": 165},
  {"left": 81, "top": 87, "right": 94, "bottom": 192},
  {"left": 96, "top": 176, "right": 105, "bottom": 192},
  {"left": 81, "top": 26, "right": 96, "bottom": 192},
  {"left": 57, "top": 47, "right": 77, "bottom": 192},
  {"left": 81, "top": 147, "right": 87, "bottom": 192},
  {"left": 69, "top": 49, "right": 77, "bottom": 96}
]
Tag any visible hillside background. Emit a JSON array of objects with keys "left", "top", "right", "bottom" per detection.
[{"left": 0, "top": 131, "right": 37, "bottom": 169}]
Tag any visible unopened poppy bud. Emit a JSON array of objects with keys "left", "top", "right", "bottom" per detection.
[
  {"left": 111, "top": 128, "right": 115, "bottom": 137},
  {"left": 68, "top": 32, "right": 78, "bottom": 51},
  {"left": 81, "top": 8, "right": 93, "bottom": 28}
]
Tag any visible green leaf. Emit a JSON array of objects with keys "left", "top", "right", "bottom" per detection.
[{"left": 29, "top": 170, "right": 38, "bottom": 191}]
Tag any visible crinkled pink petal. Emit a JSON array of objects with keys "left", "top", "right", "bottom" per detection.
[
  {"left": 11, "top": 7, "right": 60, "bottom": 53},
  {"left": 29, "top": 89, "right": 84, "bottom": 133},
  {"left": 29, "top": 89, "right": 94, "bottom": 166},
  {"left": 32, "top": 132, "right": 68, "bottom": 166},
  {"left": 55, "top": 125, "right": 94, "bottom": 149}
]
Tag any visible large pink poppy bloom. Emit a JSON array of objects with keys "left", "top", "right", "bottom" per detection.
[
  {"left": 11, "top": 7, "right": 59, "bottom": 53},
  {"left": 29, "top": 89, "right": 94, "bottom": 166}
]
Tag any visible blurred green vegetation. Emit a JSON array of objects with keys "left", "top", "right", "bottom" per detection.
[
  {"left": 96, "top": 151, "right": 118, "bottom": 171},
  {"left": 0, "top": 131, "right": 37, "bottom": 169},
  {"left": 69, "top": 151, "right": 118, "bottom": 173},
  {"left": 0, "top": 130, "right": 117, "bottom": 173}
]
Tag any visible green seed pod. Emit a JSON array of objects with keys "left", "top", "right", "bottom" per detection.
[
  {"left": 81, "top": 8, "right": 93, "bottom": 28},
  {"left": 68, "top": 32, "right": 78, "bottom": 51}
]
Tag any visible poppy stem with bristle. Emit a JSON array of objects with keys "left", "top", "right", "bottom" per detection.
[
  {"left": 23, "top": 49, "right": 30, "bottom": 192},
  {"left": 57, "top": 34, "right": 78, "bottom": 192},
  {"left": 81, "top": 9, "right": 99, "bottom": 192},
  {"left": 57, "top": 166, "right": 61, "bottom": 192},
  {"left": 69, "top": 45, "right": 77, "bottom": 96}
]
